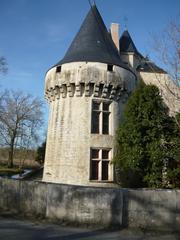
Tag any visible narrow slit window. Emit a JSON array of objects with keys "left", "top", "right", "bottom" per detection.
[
  {"left": 56, "top": 65, "right": 62, "bottom": 73},
  {"left": 107, "top": 64, "right": 113, "bottom": 72}
]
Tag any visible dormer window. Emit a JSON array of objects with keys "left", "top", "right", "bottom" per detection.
[
  {"left": 107, "top": 64, "right": 113, "bottom": 72},
  {"left": 56, "top": 65, "right": 62, "bottom": 73}
]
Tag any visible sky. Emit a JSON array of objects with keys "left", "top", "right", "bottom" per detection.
[{"left": 0, "top": 0, "right": 180, "bottom": 129}]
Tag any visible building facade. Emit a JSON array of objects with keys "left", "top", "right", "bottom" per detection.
[{"left": 43, "top": 5, "right": 179, "bottom": 186}]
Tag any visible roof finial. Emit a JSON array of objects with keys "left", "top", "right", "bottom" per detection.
[
  {"left": 88, "top": 0, "right": 96, "bottom": 7},
  {"left": 123, "top": 16, "right": 128, "bottom": 30}
]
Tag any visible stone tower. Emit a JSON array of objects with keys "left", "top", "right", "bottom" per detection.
[{"left": 43, "top": 5, "right": 136, "bottom": 186}]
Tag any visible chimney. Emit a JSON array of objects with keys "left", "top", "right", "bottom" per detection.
[{"left": 110, "top": 23, "right": 119, "bottom": 51}]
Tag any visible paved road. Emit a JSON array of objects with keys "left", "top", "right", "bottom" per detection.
[{"left": 0, "top": 217, "right": 179, "bottom": 240}]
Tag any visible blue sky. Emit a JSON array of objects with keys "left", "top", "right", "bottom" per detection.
[{"left": 0, "top": 0, "right": 180, "bottom": 128}]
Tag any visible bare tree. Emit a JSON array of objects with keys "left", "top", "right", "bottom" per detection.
[
  {"left": 0, "top": 90, "right": 44, "bottom": 168},
  {"left": 0, "top": 56, "right": 8, "bottom": 74},
  {"left": 152, "top": 19, "right": 180, "bottom": 97}
]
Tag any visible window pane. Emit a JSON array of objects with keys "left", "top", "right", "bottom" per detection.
[
  {"left": 102, "top": 112, "right": 109, "bottom": 134},
  {"left": 92, "top": 111, "right": 100, "bottom": 133},
  {"left": 102, "top": 150, "right": 109, "bottom": 159},
  {"left": 91, "top": 160, "right": 99, "bottom": 180},
  {"left": 91, "top": 149, "right": 99, "bottom": 159},
  {"left": 92, "top": 101, "right": 100, "bottom": 110},
  {"left": 102, "top": 161, "right": 109, "bottom": 180},
  {"left": 103, "top": 102, "right": 110, "bottom": 111}
]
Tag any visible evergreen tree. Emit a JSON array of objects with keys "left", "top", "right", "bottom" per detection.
[
  {"left": 35, "top": 141, "right": 46, "bottom": 165},
  {"left": 114, "top": 81, "right": 179, "bottom": 188},
  {"left": 166, "top": 113, "right": 180, "bottom": 188}
]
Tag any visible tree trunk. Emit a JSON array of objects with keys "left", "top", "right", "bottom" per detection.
[{"left": 8, "top": 143, "right": 14, "bottom": 168}]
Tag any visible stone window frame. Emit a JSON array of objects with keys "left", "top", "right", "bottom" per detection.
[
  {"left": 91, "top": 99, "right": 112, "bottom": 135},
  {"left": 90, "top": 148, "right": 112, "bottom": 182}
]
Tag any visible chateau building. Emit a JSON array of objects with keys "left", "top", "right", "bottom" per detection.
[{"left": 43, "top": 5, "right": 179, "bottom": 186}]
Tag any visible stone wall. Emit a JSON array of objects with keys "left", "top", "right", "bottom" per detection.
[
  {"left": 122, "top": 189, "right": 180, "bottom": 231},
  {"left": 0, "top": 179, "right": 180, "bottom": 230},
  {"left": 0, "top": 179, "right": 122, "bottom": 228}
]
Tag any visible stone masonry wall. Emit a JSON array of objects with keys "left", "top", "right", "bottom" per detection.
[
  {"left": 0, "top": 179, "right": 180, "bottom": 231},
  {"left": 0, "top": 179, "right": 122, "bottom": 228}
]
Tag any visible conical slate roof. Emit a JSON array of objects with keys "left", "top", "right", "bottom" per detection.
[
  {"left": 56, "top": 5, "right": 126, "bottom": 68},
  {"left": 120, "top": 30, "right": 143, "bottom": 58},
  {"left": 137, "top": 60, "right": 166, "bottom": 73}
]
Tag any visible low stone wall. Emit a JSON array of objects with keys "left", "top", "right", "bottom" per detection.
[
  {"left": 0, "top": 179, "right": 122, "bottom": 227},
  {"left": 123, "top": 189, "right": 180, "bottom": 231},
  {"left": 0, "top": 179, "right": 179, "bottom": 230}
]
